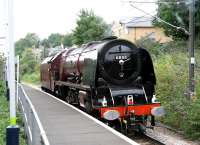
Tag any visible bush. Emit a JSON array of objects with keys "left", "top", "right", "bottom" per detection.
[
  {"left": 0, "top": 81, "right": 27, "bottom": 145},
  {"left": 183, "top": 98, "right": 200, "bottom": 139},
  {"left": 20, "top": 48, "right": 39, "bottom": 76},
  {"left": 155, "top": 52, "right": 189, "bottom": 127},
  {"left": 136, "top": 37, "right": 162, "bottom": 58},
  {"left": 19, "top": 47, "right": 41, "bottom": 85},
  {"left": 152, "top": 40, "right": 200, "bottom": 139},
  {"left": 137, "top": 38, "right": 200, "bottom": 139},
  {"left": 22, "top": 71, "right": 40, "bottom": 85},
  {"left": 0, "top": 81, "right": 5, "bottom": 95}
]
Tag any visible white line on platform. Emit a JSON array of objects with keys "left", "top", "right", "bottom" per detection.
[
  {"left": 20, "top": 84, "right": 50, "bottom": 145},
  {"left": 23, "top": 83, "right": 139, "bottom": 145}
]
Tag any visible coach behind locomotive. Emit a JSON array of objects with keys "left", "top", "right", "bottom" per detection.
[{"left": 40, "top": 37, "right": 164, "bottom": 133}]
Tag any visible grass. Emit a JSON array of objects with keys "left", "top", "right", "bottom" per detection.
[
  {"left": 0, "top": 81, "right": 27, "bottom": 145},
  {"left": 154, "top": 48, "right": 200, "bottom": 140},
  {"left": 137, "top": 38, "right": 200, "bottom": 140},
  {"left": 21, "top": 71, "right": 40, "bottom": 85},
  {"left": 0, "top": 91, "right": 9, "bottom": 144}
]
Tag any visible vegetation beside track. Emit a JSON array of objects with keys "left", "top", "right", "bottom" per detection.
[
  {"left": 137, "top": 38, "right": 200, "bottom": 140},
  {"left": 19, "top": 48, "right": 41, "bottom": 85},
  {"left": 0, "top": 81, "right": 27, "bottom": 145},
  {"left": 21, "top": 71, "right": 40, "bottom": 85}
]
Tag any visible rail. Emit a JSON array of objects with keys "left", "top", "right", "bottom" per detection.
[{"left": 17, "top": 83, "right": 50, "bottom": 145}]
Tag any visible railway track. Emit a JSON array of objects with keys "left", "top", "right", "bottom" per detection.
[{"left": 130, "top": 134, "right": 164, "bottom": 145}]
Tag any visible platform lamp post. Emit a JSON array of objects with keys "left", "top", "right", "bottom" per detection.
[{"left": 6, "top": 0, "right": 19, "bottom": 144}]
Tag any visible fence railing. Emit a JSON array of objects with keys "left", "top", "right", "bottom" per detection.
[{"left": 18, "top": 84, "right": 50, "bottom": 145}]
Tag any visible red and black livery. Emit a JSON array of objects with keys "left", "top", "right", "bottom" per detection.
[{"left": 40, "top": 37, "right": 164, "bottom": 133}]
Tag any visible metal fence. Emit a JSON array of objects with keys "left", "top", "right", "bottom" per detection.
[{"left": 17, "top": 84, "right": 50, "bottom": 145}]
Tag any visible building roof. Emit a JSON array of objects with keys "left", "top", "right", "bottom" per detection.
[{"left": 120, "top": 16, "right": 154, "bottom": 28}]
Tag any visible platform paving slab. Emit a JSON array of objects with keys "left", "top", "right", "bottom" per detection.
[{"left": 20, "top": 84, "right": 137, "bottom": 145}]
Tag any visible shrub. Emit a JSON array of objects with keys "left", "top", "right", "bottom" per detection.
[
  {"left": 22, "top": 71, "right": 40, "bottom": 85},
  {"left": 152, "top": 40, "right": 200, "bottom": 139}
]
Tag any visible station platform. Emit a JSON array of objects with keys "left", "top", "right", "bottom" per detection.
[{"left": 19, "top": 84, "right": 138, "bottom": 145}]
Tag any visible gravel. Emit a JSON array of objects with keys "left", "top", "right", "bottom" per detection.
[{"left": 145, "top": 125, "right": 200, "bottom": 145}]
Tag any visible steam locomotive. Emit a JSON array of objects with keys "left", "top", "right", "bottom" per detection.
[{"left": 40, "top": 37, "right": 164, "bottom": 133}]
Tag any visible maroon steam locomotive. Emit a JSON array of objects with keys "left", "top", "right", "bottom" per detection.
[{"left": 40, "top": 37, "right": 164, "bottom": 133}]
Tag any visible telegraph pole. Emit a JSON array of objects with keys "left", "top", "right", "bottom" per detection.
[{"left": 188, "top": 0, "right": 195, "bottom": 100}]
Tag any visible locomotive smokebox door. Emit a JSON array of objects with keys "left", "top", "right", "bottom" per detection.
[{"left": 98, "top": 39, "right": 141, "bottom": 85}]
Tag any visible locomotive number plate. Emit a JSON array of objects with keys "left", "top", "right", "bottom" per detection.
[{"left": 115, "top": 55, "right": 127, "bottom": 60}]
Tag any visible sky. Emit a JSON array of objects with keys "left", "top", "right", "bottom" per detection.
[{"left": 0, "top": 0, "right": 157, "bottom": 52}]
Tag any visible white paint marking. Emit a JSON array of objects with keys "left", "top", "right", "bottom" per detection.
[
  {"left": 24, "top": 84, "right": 139, "bottom": 145},
  {"left": 19, "top": 84, "right": 50, "bottom": 145},
  {"left": 28, "top": 126, "right": 32, "bottom": 142}
]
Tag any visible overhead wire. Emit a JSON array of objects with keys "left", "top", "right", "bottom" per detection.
[
  {"left": 119, "top": 10, "right": 157, "bottom": 24},
  {"left": 129, "top": 2, "right": 190, "bottom": 35}
]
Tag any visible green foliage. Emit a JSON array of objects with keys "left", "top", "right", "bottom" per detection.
[
  {"left": 0, "top": 81, "right": 27, "bottom": 145},
  {"left": 154, "top": 0, "right": 200, "bottom": 40},
  {"left": 15, "top": 33, "right": 40, "bottom": 56},
  {"left": 41, "top": 33, "right": 73, "bottom": 49},
  {"left": 183, "top": 97, "right": 200, "bottom": 139},
  {"left": 40, "top": 38, "right": 50, "bottom": 48},
  {"left": 147, "top": 39, "right": 200, "bottom": 139},
  {"left": 136, "top": 37, "right": 188, "bottom": 58},
  {"left": 73, "top": 9, "right": 111, "bottom": 45},
  {"left": 14, "top": 33, "right": 41, "bottom": 85},
  {"left": 0, "top": 53, "right": 5, "bottom": 80},
  {"left": 48, "top": 33, "right": 63, "bottom": 47},
  {"left": 0, "top": 81, "right": 5, "bottom": 95},
  {"left": 155, "top": 52, "right": 189, "bottom": 127},
  {"left": 136, "top": 37, "right": 162, "bottom": 58},
  {"left": 0, "top": 81, "right": 9, "bottom": 145},
  {"left": 22, "top": 71, "right": 40, "bottom": 85},
  {"left": 62, "top": 33, "right": 73, "bottom": 47},
  {"left": 20, "top": 48, "right": 39, "bottom": 76},
  {"left": 19, "top": 48, "right": 40, "bottom": 85}
]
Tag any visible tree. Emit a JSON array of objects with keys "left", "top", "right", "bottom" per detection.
[
  {"left": 40, "top": 38, "right": 50, "bottom": 48},
  {"left": 73, "top": 9, "right": 111, "bottom": 45},
  {"left": 15, "top": 33, "right": 40, "bottom": 56},
  {"left": 20, "top": 48, "right": 38, "bottom": 75},
  {"left": 0, "top": 53, "right": 5, "bottom": 80},
  {"left": 48, "top": 33, "right": 63, "bottom": 47},
  {"left": 154, "top": 0, "right": 200, "bottom": 40},
  {"left": 62, "top": 33, "right": 73, "bottom": 47}
]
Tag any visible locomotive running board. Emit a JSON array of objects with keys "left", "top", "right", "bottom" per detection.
[{"left": 55, "top": 81, "right": 91, "bottom": 91}]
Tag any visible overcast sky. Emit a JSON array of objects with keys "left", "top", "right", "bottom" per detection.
[{"left": 0, "top": 0, "right": 157, "bottom": 52}]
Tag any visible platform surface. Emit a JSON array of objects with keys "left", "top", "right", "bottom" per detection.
[{"left": 20, "top": 84, "right": 137, "bottom": 145}]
